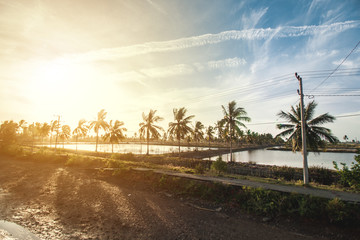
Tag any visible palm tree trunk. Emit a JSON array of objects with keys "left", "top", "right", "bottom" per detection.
[
  {"left": 55, "top": 131, "right": 58, "bottom": 150},
  {"left": 95, "top": 131, "right": 99, "bottom": 152},
  {"left": 146, "top": 129, "right": 149, "bottom": 155},
  {"left": 75, "top": 136, "right": 78, "bottom": 153},
  {"left": 112, "top": 143, "right": 114, "bottom": 153},
  {"left": 147, "top": 137, "right": 149, "bottom": 155},
  {"left": 230, "top": 126, "right": 233, "bottom": 162},
  {"left": 178, "top": 138, "right": 181, "bottom": 157},
  {"left": 230, "top": 138, "right": 233, "bottom": 162}
]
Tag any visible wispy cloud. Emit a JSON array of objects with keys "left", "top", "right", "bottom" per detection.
[
  {"left": 63, "top": 21, "right": 360, "bottom": 63},
  {"left": 116, "top": 57, "right": 247, "bottom": 82},
  {"left": 146, "top": 0, "right": 167, "bottom": 15},
  {"left": 241, "top": 7, "right": 268, "bottom": 29}
]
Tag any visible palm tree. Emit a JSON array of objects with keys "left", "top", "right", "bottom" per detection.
[
  {"left": 17, "top": 120, "right": 27, "bottom": 134},
  {"left": 0, "top": 120, "right": 19, "bottom": 144},
  {"left": 17, "top": 120, "right": 27, "bottom": 144},
  {"left": 215, "top": 120, "right": 225, "bottom": 143},
  {"left": 193, "top": 121, "right": 205, "bottom": 149},
  {"left": 50, "top": 119, "right": 61, "bottom": 149},
  {"left": 221, "top": 101, "right": 251, "bottom": 162},
  {"left": 89, "top": 109, "right": 109, "bottom": 152},
  {"left": 276, "top": 101, "right": 338, "bottom": 152},
  {"left": 168, "top": 107, "right": 195, "bottom": 155},
  {"left": 206, "top": 125, "right": 215, "bottom": 150},
  {"left": 103, "top": 120, "right": 127, "bottom": 153},
  {"left": 72, "top": 119, "right": 88, "bottom": 152},
  {"left": 60, "top": 125, "right": 71, "bottom": 148},
  {"left": 139, "top": 110, "right": 164, "bottom": 155},
  {"left": 28, "top": 123, "right": 37, "bottom": 149},
  {"left": 40, "top": 123, "right": 51, "bottom": 144}
]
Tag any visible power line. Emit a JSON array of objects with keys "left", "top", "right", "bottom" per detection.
[
  {"left": 305, "top": 94, "right": 360, "bottom": 97},
  {"left": 246, "top": 113, "right": 360, "bottom": 127},
  {"left": 310, "top": 40, "right": 360, "bottom": 92}
]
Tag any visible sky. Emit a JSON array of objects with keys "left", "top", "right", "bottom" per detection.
[{"left": 0, "top": 0, "right": 359, "bottom": 140}]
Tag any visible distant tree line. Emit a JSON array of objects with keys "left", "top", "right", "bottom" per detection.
[{"left": 1, "top": 100, "right": 339, "bottom": 158}]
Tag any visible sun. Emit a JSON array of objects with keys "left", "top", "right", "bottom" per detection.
[
  {"left": 23, "top": 57, "right": 93, "bottom": 118},
  {"left": 31, "top": 59, "right": 78, "bottom": 95}
]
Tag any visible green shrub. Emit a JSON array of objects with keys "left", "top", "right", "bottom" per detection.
[
  {"left": 274, "top": 166, "right": 296, "bottom": 181},
  {"left": 65, "top": 155, "right": 86, "bottom": 166},
  {"left": 65, "top": 154, "right": 101, "bottom": 167},
  {"left": 194, "top": 163, "right": 206, "bottom": 174},
  {"left": 0, "top": 144, "right": 24, "bottom": 157},
  {"left": 309, "top": 166, "right": 337, "bottom": 185},
  {"left": 297, "top": 195, "right": 324, "bottom": 218},
  {"left": 326, "top": 198, "right": 348, "bottom": 223},
  {"left": 211, "top": 157, "right": 227, "bottom": 175},
  {"left": 333, "top": 152, "right": 360, "bottom": 190},
  {"left": 244, "top": 187, "right": 280, "bottom": 216},
  {"left": 105, "top": 159, "right": 125, "bottom": 168},
  {"left": 110, "top": 152, "right": 135, "bottom": 161}
]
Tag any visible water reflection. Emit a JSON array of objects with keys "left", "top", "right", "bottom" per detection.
[
  {"left": 210, "top": 149, "right": 356, "bottom": 170},
  {"left": 42, "top": 143, "right": 216, "bottom": 155}
]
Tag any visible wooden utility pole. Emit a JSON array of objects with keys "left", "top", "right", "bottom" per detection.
[{"left": 295, "top": 72, "right": 309, "bottom": 185}]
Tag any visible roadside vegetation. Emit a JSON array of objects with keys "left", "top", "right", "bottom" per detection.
[
  {"left": 1, "top": 100, "right": 359, "bottom": 227},
  {"left": 0, "top": 143, "right": 359, "bottom": 226}
]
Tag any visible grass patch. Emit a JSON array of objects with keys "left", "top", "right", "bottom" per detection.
[{"left": 147, "top": 172, "right": 360, "bottom": 224}]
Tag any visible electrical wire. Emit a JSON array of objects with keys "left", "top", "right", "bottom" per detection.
[{"left": 310, "top": 40, "right": 360, "bottom": 92}]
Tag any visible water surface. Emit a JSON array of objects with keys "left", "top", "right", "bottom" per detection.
[
  {"left": 210, "top": 149, "right": 356, "bottom": 170},
  {"left": 44, "top": 143, "right": 216, "bottom": 154}
]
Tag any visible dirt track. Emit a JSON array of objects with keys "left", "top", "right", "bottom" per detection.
[{"left": 0, "top": 155, "right": 351, "bottom": 239}]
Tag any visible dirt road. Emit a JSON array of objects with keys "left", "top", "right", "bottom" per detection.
[{"left": 0, "top": 156, "right": 348, "bottom": 239}]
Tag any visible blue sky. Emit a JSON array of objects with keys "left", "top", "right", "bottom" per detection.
[{"left": 0, "top": 0, "right": 359, "bottom": 140}]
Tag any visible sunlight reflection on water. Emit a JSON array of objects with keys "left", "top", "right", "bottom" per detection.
[
  {"left": 210, "top": 149, "right": 356, "bottom": 170},
  {"left": 42, "top": 143, "right": 216, "bottom": 155}
]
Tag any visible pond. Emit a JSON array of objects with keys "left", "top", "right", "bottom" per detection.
[
  {"left": 44, "top": 143, "right": 216, "bottom": 155},
  {"left": 209, "top": 149, "right": 356, "bottom": 170},
  {"left": 42, "top": 143, "right": 356, "bottom": 170}
]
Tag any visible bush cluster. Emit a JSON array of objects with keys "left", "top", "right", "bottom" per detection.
[
  {"left": 211, "top": 157, "right": 227, "bottom": 174},
  {"left": 152, "top": 174, "right": 360, "bottom": 224},
  {"left": 333, "top": 152, "right": 360, "bottom": 190}
]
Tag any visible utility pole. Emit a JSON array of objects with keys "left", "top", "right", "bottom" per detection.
[{"left": 295, "top": 72, "right": 309, "bottom": 185}]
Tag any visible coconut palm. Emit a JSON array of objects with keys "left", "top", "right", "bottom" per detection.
[
  {"left": 193, "top": 121, "right": 205, "bottom": 148},
  {"left": 221, "top": 101, "right": 251, "bottom": 162},
  {"left": 168, "top": 107, "right": 195, "bottom": 155},
  {"left": 17, "top": 120, "right": 28, "bottom": 143},
  {"left": 40, "top": 123, "right": 51, "bottom": 144},
  {"left": 17, "top": 120, "right": 27, "bottom": 134},
  {"left": 206, "top": 125, "right": 215, "bottom": 149},
  {"left": 50, "top": 120, "right": 60, "bottom": 148},
  {"left": 72, "top": 119, "right": 88, "bottom": 152},
  {"left": 28, "top": 123, "right": 37, "bottom": 148},
  {"left": 89, "top": 109, "right": 109, "bottom": 152},
  {"left": 0, "top": 120, "right": 18, "bottom": 144},
  {"left": 139, "top": 110, "right": 164, "bottom": 155},
  {"left": 60, "top": 125, "right": 71, "bottom": 148},
  {"left": 215, "top": 120, "right": 225, "bottom": 142},
  {"left": 276, "top": 101, "right": 338, "bottom": 152},
  {"left": 103, "top": 120, "right": 126, "bottom": 153}
]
